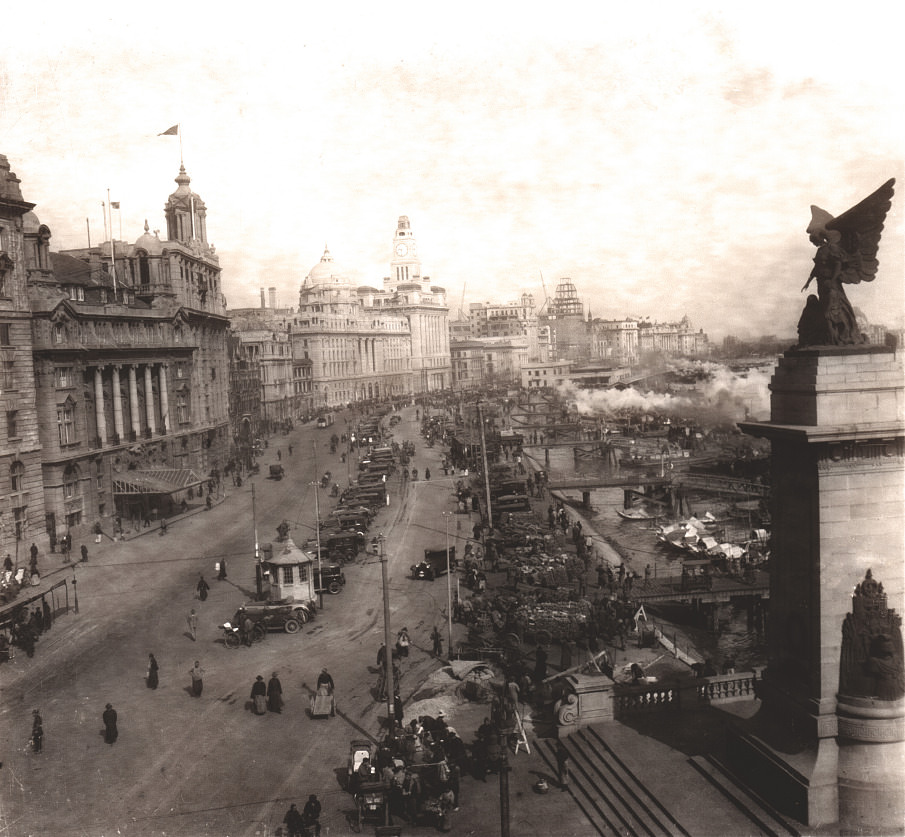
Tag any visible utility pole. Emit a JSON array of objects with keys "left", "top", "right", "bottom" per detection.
[
  {"left": 378, "top": 534, "right": 395, "bottom": 730},
  {"left": 311, "top": 442, "right": 324, "bottom": 610},
  {"left": 443, "top": 511, "right": 454, "bottom": 656},
  {"left": 477, "top": 401, "right": 493, "bottom": 528}
]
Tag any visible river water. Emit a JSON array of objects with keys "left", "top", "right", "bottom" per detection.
[{"left": 534, "top": 444, "right": 768, "bottom": 671}]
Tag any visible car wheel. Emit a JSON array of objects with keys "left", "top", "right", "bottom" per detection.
[
  {"left": 294, "top": 608, "right": 309, "bottom": 624},
  {"left": 328, "top": 581, "right": 342, "bottom": 594},
  {"left": 225, "top": 632, "right": 241, "bottom": 648},
  {"left": 284, "top": 618, "right": 300, "bottom": 634},
  {"left": 252, "top": 623, "right": 267, "bottom": 641}
]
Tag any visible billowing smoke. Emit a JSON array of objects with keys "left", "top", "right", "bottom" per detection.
[{"left": 557, "top": 362, "right": 771, "bottom": 424}]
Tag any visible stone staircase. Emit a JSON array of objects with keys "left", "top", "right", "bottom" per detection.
[
  {"left": 537, "top": 727, "right": 804, "bottom": 837},
  {"left": 537, "top": 729, "right": 690, "bottom": 836}
]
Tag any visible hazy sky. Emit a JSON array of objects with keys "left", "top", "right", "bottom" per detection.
[{"left": 3, "top": 3, "right": 902, "bottom": 340}]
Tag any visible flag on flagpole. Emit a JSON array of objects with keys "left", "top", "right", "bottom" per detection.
[
  {"left": 158, "top": 124, "right": 179, "bottom": 136},
  {"left": 110, "top": 202, "right": 120, "bottom": 209}
]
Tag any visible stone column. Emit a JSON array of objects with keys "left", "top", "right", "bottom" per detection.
[
  {"left": 144, "top": 365, "right": 155, "bottom": 433},
  {"left": 112, "top": 365, "right": 124, "bottom": 440},
  {"left": 93, "top": 366, "right": 107, "bottom": 446},
  {"left": 159, "top": 364, "right": 170, "bottom": 433},
  {"left": 128, "top": 365, "right": 140, "bottom": 437}
]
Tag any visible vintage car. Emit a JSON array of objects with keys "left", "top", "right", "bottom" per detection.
[
  {"left": 314, "top": 564, "right": 346, "bottom": 595},
  {"left": 235, "top": 600, "right": 316, "bottom": 635}
]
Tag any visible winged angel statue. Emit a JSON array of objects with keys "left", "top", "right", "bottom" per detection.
[{"left": 797, "top": 178, "right": 896, "bottom": 347}]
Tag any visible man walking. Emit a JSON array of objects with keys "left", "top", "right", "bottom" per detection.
[
  {"left": 187, "top": 608, "right": 198, "bottom": 641},
  {"left": 189, "top": 661, "right": 205, "bottom": 697},
  {"left": 196, "top": 574, "right": 210, "bottom": 602},
  {"left": 103, "top": 703, "right": 118, "bottom": 744},
  {"left": 431, "top": 625, "right": 443, "bottom": 657}
]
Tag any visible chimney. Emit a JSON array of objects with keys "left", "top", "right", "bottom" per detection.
[
  {"left": 260, "top": 288, "right": 266, "bottom": 309},
  {"left": 269, "top": 287, "right": 276, "bottom": 309}
]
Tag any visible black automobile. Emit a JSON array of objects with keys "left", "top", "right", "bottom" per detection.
[{"left": 314, "top": 564, "right": 346, "bottom": 595}]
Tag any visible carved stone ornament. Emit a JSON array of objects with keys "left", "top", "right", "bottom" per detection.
[{"left": 839, "top": 569, "right": 905, "bottom": 701}]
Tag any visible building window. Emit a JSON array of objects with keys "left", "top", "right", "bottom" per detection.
[
  {"left": 7, "top": 410, "right": 18, "bottom": 438},
  {"left": 1, "top": 360, "right": 13, "bottom": 390},
  {"left": 176, "top": 362, "right": 186, "bottom": 379},
  {"left": 10, "top": 460, "right": 25, "bottom": 491},
  {"left": 281, "top": 565, "right": 294, "bottom": 584},
  {"left": 176, "top": 393, "right": 188, "bottom": 424},
  {"left": 53, "top": 324, "right": 65, "bottom": 344},
  {"left": 55, "top": 366, "right": 74, "bottom": 387},
  {"left": 13, "top": 506, "right": 27, "bottom": 541},
  {"left": 0, "top": 323, "right": 11, "bottom": 345},
  {"left": 58, "top": 404, "right": 76, "bottom": 445},
  {"left": 63, "top": 465, "right": 80, "bottom": 499}
]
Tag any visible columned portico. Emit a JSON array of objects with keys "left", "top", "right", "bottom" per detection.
[
  {"left": 144, "top": 365, "right": 155, "bottom": 432},
  {"left": 112, "top": 365, "right": 124, "bottom": 439},
  {"left": 93, "top": 366, "right": 107, "bottom": 445},
  {"left": 128, "top": 365, "right": 140, "bottom": 437},
  {"left": 159, "top": 364, "right": 170, "bottom": 432}
]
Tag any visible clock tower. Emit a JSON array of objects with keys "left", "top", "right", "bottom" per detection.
[{"left": 388, "top": 215, "right": 425, "bottom": 290}]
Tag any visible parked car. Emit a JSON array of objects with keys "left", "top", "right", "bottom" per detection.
[{"left": 314, "top": 564, "right": 346, "bottom": 595}]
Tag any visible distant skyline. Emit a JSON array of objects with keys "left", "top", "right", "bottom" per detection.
[{"left": 2, "top": 4, "right": 902, "bottom": 340}]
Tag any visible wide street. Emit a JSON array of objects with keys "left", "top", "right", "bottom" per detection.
[{"left": 1, "top": 406, "right": 474, "bottom": 836}]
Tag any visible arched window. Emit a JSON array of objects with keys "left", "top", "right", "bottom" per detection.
[
  {"left": 10, "top": 460, "right": 25, "bottom": 491},
  {"left": 63, "top": 465, "right": 81, "bottom": 500}
]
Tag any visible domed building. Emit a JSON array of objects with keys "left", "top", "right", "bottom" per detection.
[{"left": 286, "top": 216, "right": 450, "bottom": 408}]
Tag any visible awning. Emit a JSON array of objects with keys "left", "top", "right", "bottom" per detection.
[{"left": 112, "top": 469, "right": 206, "bottom": 496}]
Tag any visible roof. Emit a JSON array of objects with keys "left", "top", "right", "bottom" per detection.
[
  {"left": 112, "top": 469, "right": 206, "bottom": 495},
  {"left": 265, "top": 537, "right": 314, "bottom": 566}
]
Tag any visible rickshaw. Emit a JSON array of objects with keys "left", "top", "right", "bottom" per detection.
[{"left": 347, "top": 739, "right": 375, "bottom": 792}]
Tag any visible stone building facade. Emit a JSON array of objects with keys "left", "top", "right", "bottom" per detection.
[
  {"left": 0, "top": 155, "right": 45, "bottom": 560},
  {"left": 0, "top": 154, "right": 232, "bottom": 552}
]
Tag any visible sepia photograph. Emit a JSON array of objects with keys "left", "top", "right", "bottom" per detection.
[{"left": 1, "top": 3, "right": 903, "bottom": 835}]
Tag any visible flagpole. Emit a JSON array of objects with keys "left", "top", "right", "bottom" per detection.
[
  {"left": 86, "top": 217, "right": 91, "bottom": 248},
  {"left": 101, "top": 202, "right": 108, "bottom": 244},
  {"left": 107, "top": 189, "right": 117, "bottom": 295}
]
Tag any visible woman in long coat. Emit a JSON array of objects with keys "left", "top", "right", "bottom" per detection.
[
  {"left": 267, "top": 672, "right": 283, "bottom": 713},
  {"left": 147, "top": 653, "right": 159, "bottom": 689}
]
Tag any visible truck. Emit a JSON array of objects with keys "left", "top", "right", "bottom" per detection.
[
  {"left": 410, "top": 546, "right": 455, "bottom": 581},
  {"left": 316, "top": 412, "right": 335, "bottom": 428}
]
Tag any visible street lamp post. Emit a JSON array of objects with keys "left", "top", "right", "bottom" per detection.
[{"left": 311, "top": 441, "right": 324, "bottom": 610}]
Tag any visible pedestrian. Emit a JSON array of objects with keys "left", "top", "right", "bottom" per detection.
[
  {"left": 217, "top": 557, "right": 227, "bottom": 581},
  {"left": 206, "top": 494, "right": 212, "bottom": 511},
  {"left": 644, "top": 563, "right": 652, "bottom": 586},
  {"left": 556, "top": 741, "right": 571, "bottom": 792},
  {"left": 302, "top": 794, "right": 322, "bottom": 837},
  {"left": 103, "top": 703, "right": 118, "bottom": 744},
  {"left": 31, "top": 709, "right": 43, "bottom": 753},
  {"left": 241, "top": 611, "right": 254, "bottom": 647},
  {"left": 189, "top": 661, "right": 204, "bottom": 697},
  {"left": 316, "top": 667, "right": 335, "bottom": 693},
  {"left": 288, "top": 444, "right": 293, "bottom": 456},
  {"left": 196, "top": 574, "right": 210, "bottom": 601},
  {"left": 267, "top": 672, "right": 283, "bottom": 713},
  {"left": 146, "top": 653, "right": 159, "bottom": 689},
  {"left": 42, "top": 597, "right": 52, "bottom": 631},
  {"left": 431, "top": 625, "right": 443, "bottom": 657},
  {"left": 282, "top": 803, "right": 305, "bottom": 837},
  {"left": 80, "top": 544, "right": 88, "bottom": 563},
  {"left": 395, "top": 626, "right": 410, "bottom": 658},
  {"left": 277, "top": 448, "right": 282, "bottom": 461},
  {"left": 187, "top": 608, "right": 197, "bottom": 641},
  {"left": 94, "top": 521, "right": 103, "bottom": 544},
  {"left": 251, "top": 675, "right": 267, "bottom": 715},
  {"left": 30, "top": 542, "right": 38, "bottom": 565}
]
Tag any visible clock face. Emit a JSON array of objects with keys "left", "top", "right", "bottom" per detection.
[{"left": 395, "top": 242, "right": 408, "bottom": 257}]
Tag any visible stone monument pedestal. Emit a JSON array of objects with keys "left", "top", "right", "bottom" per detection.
[{"left": 737, "top": 346, "right": 904, "bottom": 831}]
